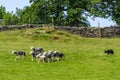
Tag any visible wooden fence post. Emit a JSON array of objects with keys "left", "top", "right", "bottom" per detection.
[{"left": 98, "top": 22, "right": 101, "bottom": 38}]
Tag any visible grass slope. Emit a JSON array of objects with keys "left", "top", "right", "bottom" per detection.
[{"left": 0, "top": 27, "right": 120, "bottom": 80}]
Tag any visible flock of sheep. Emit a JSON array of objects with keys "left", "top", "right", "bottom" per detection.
[
  {"left": 11, "top": 46, "right": 114, "bottom": 63},
  {"left": 12, "top": 46, "right": 65, "bottom": 63}
]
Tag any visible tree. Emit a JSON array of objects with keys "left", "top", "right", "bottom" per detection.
[
  {"left": 88, "top": 0, "right": 120, "bottom": 25},
  {"left": 2, "top": 12, "right": 19, "bottom": 25},
  {"left": 65, "top": 0, "right": 91, "bottom": 27},
  {"left": 25, "top": 0, "right": 120, "bottom": 26},
  {"left": 11, "top": 14, "right": 19, "bottom": 25},
  {"left": 106, "top": 1, "right": 120, "bottom": 25},
  {"left": 27, "top": 0, "right": 91, "bottom": 27},
  {"left": 0, "top": 5, "right": 6, "bottom": 19},
  {"left": 2, "top": 12, "right": 12, "bottom": 25},
  {"left": 20, "top": 6, "right": 40, "bottom": 24}
]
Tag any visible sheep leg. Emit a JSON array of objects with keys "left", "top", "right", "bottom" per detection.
[
  {"left": 47, "top": 58, "right": 51, "bottom": 63},
  {"left": 51, "top": 57, "right": 55, "bottom": 62},
  {"left": 51, "top": 58, "right": 53, "bottom": 62},
  {"left": 56, "top": 57, "right": 60, "bottom": 61},
  {"left": 14, "top": 57, "right": 17, "bottom": 60},
  {"left": 42, "top": 58, "right": 46, "bottom": 63},
  {"left": 22, "top": 56, "right": 24, "bottom": 60},
  {"left": 43, "top": 59, "right": 45, "bottom": 63},
  {"left": 36, "top": 58, "right": 38, "bottom": 61},
  {"left": 31, "top": 57, "right": 34, "bottom": 61},
  {"left": 38, "top": 59, "right": 41, "bottom": 63},
  {"left": 15, "top": 56, "right": 19, "bottom": 60}
]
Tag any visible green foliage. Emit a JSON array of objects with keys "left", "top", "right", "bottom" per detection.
[
  {"left": 88, "top": 0, "right": 120, "bottom": 25},
  {"left": 20, "top": 4, "right": 42, "bottom": 24},
  {"left": 15, "top": 8, "right": 23, "bottom": 18},
  {"left": 110, "top": 1, "right": 120, "bottom": 25},
  {"left": 2, "top": 12, "right": 11, "bottom": 25},
  {"left": 2, "top": 0, "right": 120, "bottom": 26},
  {"left": 2, "top": 12, "right": 19, "bottom": 25},
  {"left": 25, "top": 0, "right": 91, "bottom": 27},
  {"left": 0, "top": 5, "right": 6, "bottom": 19}
]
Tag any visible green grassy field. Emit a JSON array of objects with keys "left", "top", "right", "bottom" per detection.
[{"left": 0, "top": 28, "right": 120, "bottom": 80}]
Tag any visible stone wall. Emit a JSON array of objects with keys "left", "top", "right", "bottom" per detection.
[
  {"left": 55, "top": 26, "right": 120, "bottom": 38},
  {"left": 0, "top": 24, "right": 42, "bottom": 31},
  {"left": 0, "top": 24, "right": 120, "bottom": 38}
]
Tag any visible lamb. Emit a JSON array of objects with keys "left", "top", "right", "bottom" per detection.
[
  {"left": 104, "top": 49, "right": 114, "bottom": 55},
  {"left": 12, "top": 50, "right": 26, "bottom": 60}
]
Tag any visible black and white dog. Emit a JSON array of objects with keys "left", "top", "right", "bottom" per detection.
[
  {"left": 12, "top": 50, "right": 26, "bottom": 60},
  {"left": 104, "top": 49, "right": 114, "bottom": 55}
]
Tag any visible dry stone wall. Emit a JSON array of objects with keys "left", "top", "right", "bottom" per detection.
[
  {"left": 0, "top": 24, "right": 120, "bottom": 38},
  {"left": 55, "top": 26, "right": 120, "bottom": 38}
]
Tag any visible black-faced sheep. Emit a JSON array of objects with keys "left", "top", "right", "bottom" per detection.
[
  {"left": 31, "top": 46, "right": 44, "bottom": 53},
  {"left": 52, "top": 51, "right": 65, "bottom": 61},
  {"left": 12, "top": 50, "right": 26, "bottom": 60},
  {"left": 29, "top": 51, "right": 42, "bottom": 61},
  {"left": 30, "top": 46, "right": 44, "bottom": 61}
]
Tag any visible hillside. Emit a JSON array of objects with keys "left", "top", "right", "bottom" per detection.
[{"left": 0, "top": 27, "right": 120, "bottom": 80}]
